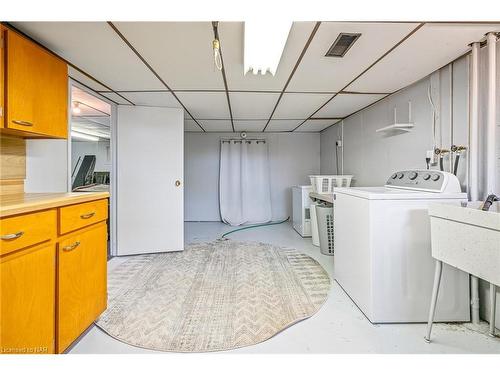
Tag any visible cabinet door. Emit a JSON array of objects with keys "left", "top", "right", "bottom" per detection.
[
  {"left": 0, "top": 243, "right": 56, "bottom": 354},
  {"left": 5, "top": 29, "right": 67, "bottom": 138},
  {"left": 57, "top": 223, "right": 107, "bottom": 353}
]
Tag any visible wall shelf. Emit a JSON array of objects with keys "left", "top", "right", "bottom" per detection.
[
  {"left": 376, "top": 123, "right": 414, "bottom": 133},
  {"left": 376, "top": 101, "right": 413, "bottom": 134}
]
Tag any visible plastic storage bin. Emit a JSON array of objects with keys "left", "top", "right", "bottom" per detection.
[
  {"left": 309, "top": 175, "right": 353, "bottom": 194},
  {"left": 310, "top": 202, "right": 320, "bottom": 247},
  {"left": 316, "top": 204, "right": 334, "bottom": 255}
]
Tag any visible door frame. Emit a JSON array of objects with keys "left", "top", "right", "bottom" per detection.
[{"left": 67, "top": 78, "right": 118, "bottom": 257}]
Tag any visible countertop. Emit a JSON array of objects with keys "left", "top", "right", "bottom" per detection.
[{"left": 0, "top": 192, "right": 110, "bottom": 218}]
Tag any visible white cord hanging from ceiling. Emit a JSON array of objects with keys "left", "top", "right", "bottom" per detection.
[{"left": 212, "top": 21, "right": 223, "bottom": 71}]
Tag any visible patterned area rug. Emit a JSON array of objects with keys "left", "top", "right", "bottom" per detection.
[{"left": 95, "top": 240, "right": 330, "bottom": 352}]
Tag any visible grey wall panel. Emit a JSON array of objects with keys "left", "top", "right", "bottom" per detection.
[{"left": 184, "top": 132, "right": 320, "bottom": 221}]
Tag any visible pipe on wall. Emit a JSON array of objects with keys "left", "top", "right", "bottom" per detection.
[{"left": 469, "top": 41, "right": 480, "bottom": 325}]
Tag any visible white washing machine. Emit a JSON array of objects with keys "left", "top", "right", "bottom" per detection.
[{"left": 333, "top": 170, "right": 470, "bottom": 323}]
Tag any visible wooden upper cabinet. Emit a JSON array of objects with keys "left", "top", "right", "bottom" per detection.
[{"left": 4, "top": 28, "right": 68, "bottom": 138}]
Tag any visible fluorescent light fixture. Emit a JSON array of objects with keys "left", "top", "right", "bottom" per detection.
[
  {"left": 71, "top": 131, "right": 99, "bottom": 142},
  {"left": 244, "top": 20, "right": 291, "bottom": 76}
]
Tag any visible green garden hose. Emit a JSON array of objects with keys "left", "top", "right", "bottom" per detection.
[{"left": 219, "top": 217, "right": 290, "bottom": 240}]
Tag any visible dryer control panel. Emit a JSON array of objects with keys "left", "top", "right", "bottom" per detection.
[{"left": 385, "top": 170, "right": 461, "bottom": 193}]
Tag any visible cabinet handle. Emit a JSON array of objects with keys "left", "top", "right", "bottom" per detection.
[
  {"left": 62, "top": 241, "right": 80, "bottom": 252},
  {"left": 80, "top": 212, "right": 96, "bottom": 219},
  {"left": 1, "top": 231, "right": 24, "bottom": 240},
  {"left": 12, "top": 120, "right": 34, "bottom": 127}
]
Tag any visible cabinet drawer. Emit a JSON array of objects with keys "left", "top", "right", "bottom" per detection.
[
  {"left": 1, "top": 243, "right": 56, "bottom": 354},
  {"left": 57, "top": 223, "right": 107, "bottom": 353},
  {"left": 0, "top": 210, "right": 56, "bottom": 256},
  {"left": 59, "top": 199, "right": 108, "bottom": 235}
]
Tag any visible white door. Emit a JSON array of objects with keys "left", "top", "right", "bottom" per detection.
[{"left": 116, "top": 106, "right": 184, "bottom": 255}]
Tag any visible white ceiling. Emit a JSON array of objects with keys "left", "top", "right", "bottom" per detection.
[
  {"left": 219, "top": 22, "right": 317, "bottom": 91},
  {"left": 347, "top": 23, "right": 500, "bottom": 92},
  {"left": 296, "top": 119, "right": 341, "bottom": 132},
  {"left": 175, "top": 91, "right": 229, "bottom": 119},
  {"left": 274, "top": 93, "right": 333, "bottom": 119},
  {"left": 314, "top": 93, "right": 387, "bottom": 118},
  {"left": 233, "top": 120, "right": 267, "bottom": 132},
  {"left": 287, "top": 22, "right": 419, "bottom": 92},
  {"left": 230, "top": 92, "right": 280, "bottom": 120},
  {"left": 10, "top": 21, "right": 500, "bottom": 133}
]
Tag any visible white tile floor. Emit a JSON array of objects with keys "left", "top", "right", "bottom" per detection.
[{"left": 69, "top": 222, "right": 500, "bottom": 354}]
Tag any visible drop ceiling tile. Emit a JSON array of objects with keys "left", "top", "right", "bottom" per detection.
[
  {"left": 119, "top": 91, "right": 182, "bottom": 108},
  {"left": 175, "top": 92, "right": 229, "bottom": 119},
  {"left": 348, "top": 23, "right": 500, "bottom": 93},
  {"left": 100, "top": 92, "right": 134, "bottom": 105},
  {"left": 113, "top": 22, "right": 224, "bottom": 90},
  {"left": 198, "top": 120, "right": 233, "bottom": 132},
  {"left": 185, "top": 120, "right": 203, "bottom": 132},
  {"left": 233, "top": 120, "right": 267, "bottom": 132},
  {"left": 68, "top": 66, "right": 109, "bottom": 92},
  {"left": 314, "top": 93, "right": 386, "bottom": 118},
  {"left": 287, "top": 22, "right": 419, "bottom": 92},
  {"left": 12, "top": 22, "right": 164, "bottom": 91},
  {"left": 266, "top": 120, "right": 304, "bottom": 132},
  {"left": 273, "top": 93, "right": 332, "bottom": 119},
  {"left": 220, "top": 22, "right": 317, "bottom": 91},
  {"left": 296, "top": 119, "right": 341, "bottom": 132},
  {"left": 230, "top": 92, "right": 280, "bottom": 120}
]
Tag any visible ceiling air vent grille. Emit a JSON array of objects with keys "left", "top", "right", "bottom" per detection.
[{"left": 325, "top": 33, "right": 361, "bottom": 57}]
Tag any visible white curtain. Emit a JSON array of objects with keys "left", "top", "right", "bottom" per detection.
[{"left": 219, "top": 139, "right": 272, "bottom": 226}]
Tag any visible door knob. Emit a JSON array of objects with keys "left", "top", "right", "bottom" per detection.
[{"left": 175, "top": 180, "right": 181, "bottom": 187}]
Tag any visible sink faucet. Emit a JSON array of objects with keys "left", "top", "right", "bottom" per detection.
[{"left": 482, "top": 194, "right": 499, "bottom": 211}]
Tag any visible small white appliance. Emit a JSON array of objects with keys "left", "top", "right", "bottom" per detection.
[
  {"left": 333, "top": 170, "right": 470, "bottom": 323},
  {"left": 292, "top": 185, "right": 313, "bottom": 237}
]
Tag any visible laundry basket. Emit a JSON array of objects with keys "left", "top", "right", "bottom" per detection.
[
  {"left": 316, "top": 204, "right": 334, "bottom": 255},
  {"left": 309, "top": 175, "right": 353, "bottom": 194},
  {"left": 310, "top": 202, "right": 320, "bottom": 247}
]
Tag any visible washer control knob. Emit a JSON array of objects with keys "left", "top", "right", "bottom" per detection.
[
  {"left": 397, "top": 172, "right": 404, "bottom": 179},
  {"left": 431, "top": 174, "right": 441, "bottom": 181},
  {"left": 409, "top": 172, "right": 418, "bottom": 180},
  {"left": 423, "top": 173, "right": 431, "bottom": 181},
  {"left": 391, "top": 173, "right": 398, "bottom": 179}
]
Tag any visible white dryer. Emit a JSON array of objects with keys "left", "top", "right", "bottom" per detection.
[{"left": 333, "top": 170, "right": 470, "bottom": 323}]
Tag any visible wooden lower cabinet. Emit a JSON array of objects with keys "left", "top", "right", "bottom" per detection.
[
  {"left": 0, "top": 196, "right": 108, "bottom": 354},
  {"left": 0, "top": 243, "right": 56, "bottom": 354},
  {"left": 57, "top": 223, "right": 107, "bottom": 353}
]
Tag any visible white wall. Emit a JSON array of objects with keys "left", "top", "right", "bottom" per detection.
[
  {"left": 320, "top": 123, "right": 342, "bottom": 175},
  {"left": 71, "top": 140, "right": 111, "bottom": 174},
  {"left": 185, "top": 132, "right": 320, "bottom": 221},
  {"left": 320, "top": 51, "right": 500, "bottom": 328},
  {"left": 25, "top": 139, "right": 68, "bottom": 193},
  {"left": 321, "top": 56, "right": 470, "bottom": 187}
]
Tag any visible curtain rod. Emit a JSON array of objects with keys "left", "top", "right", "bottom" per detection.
[{"left": 220, "top": 138, "right": 266, "bottom": 142}]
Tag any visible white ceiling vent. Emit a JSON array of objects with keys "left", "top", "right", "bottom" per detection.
[{"left": 325, "top": 33, "right": 361, "bottom": 57}]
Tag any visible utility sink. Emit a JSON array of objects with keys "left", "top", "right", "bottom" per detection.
[{"left": 428, "top": 201, "right": 500, "bottom": 286}]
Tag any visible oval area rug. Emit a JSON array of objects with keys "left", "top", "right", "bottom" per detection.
[{"left": 96, "top": 240, "right": 330, "bottom": 352}]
